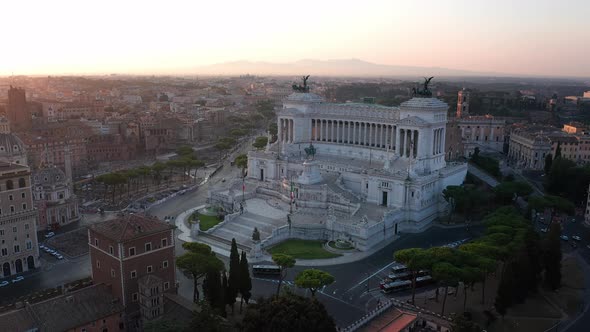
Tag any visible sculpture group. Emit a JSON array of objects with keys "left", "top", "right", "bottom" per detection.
[
  {"left": 292, "top": 75, "right": 310, "bottom": 93},
  {"left": 412, "top": 76, "right": 434, "bottom": 97}
]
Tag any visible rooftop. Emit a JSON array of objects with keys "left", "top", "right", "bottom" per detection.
[{"left": 89, "top": 213, "right": 174, "bottom": 242}]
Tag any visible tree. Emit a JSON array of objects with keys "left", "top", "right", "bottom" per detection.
[
  {"left": 544, "top": 153, "right": 553, "bottom": 175},
  {"left": 543, "top": 222, "right": 562, "bottom": 290},
  {"left": 555, "top": 142, "right": 562, "bottom": 159},
  {"left": 234, "top": 154, "right": 248, "bottom": 177},
  {"left": 187, "top": 301, "right": 226, "bottom": 332},
  {"left": 450, "top": 313, "right": 483, "bottom": 332},
  {"left": 176, "top": 242, "right": 224, "bottom": 302},
  {"left": 394, "top": 248, "right": 431, "bottom": 304},
  {"left": 228, "top": 238, "right": 240, "bottom": 313},
  {"left": 252, "top": 227, "right": 261, "bottom": 242},
  {"left": 253, "top": 136, "right": 268, "bottom": 150},
  {"left": 268, "top": 123, "right": 278, "bottom": 142},
  {"left": 176, "top": 145, "right": 193, "bottom": 157},
  {"left": 432, "top": 262, "right": 461, "bottom": 315},
  {"left": 495, "top": 261, "right": 515, "bottom": 317},
  {"left": 241, "top": 291, "right": 336, "bottom": 332},
  {"left": 493, "top": 181, "right": 533, "bottom": 204},
  {"left": 272, "top": 254, "right": 296, "bottom": 295},
  {"left": 203, "top": 269, "right": 226, "bottom": 317},
  {"left": 294, "top": 269, "right": 335, "bottom": 297},
  {"left": 239, "top": 251, "right": 252, "bottom": 313}
]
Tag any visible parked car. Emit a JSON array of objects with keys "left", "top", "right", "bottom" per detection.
[
  {"left": 560, "top": 235, "right": 569, "bottom": 241},
  {"left": 0, "top": 280, "right": 9, "bottom": 287},
  {"left": 541, "top": 228, "right": 548, "bottom": 233},
  {"left": 571, "top": 242, "right": 577, "bottom": 249},
  {"left": 51, "top": 251, "right": 60, "bottom": 257},
  {"left": 11, "top": 276, "right": 24, "bottom": 283},
  {"left": 44, "top": 232, "right": 55, "bottom": 238},
  {"left": 572, "top": 235, "right": 582, "bottom": 241},
  {"left": 43, "top": 247, "right": 52, "bottom": 253},
  {"left": 55, "top": 254, "right": 64, "bottom": 260},
  {"left": 47, "top": 249, "right": 56, "bottom": 254}
]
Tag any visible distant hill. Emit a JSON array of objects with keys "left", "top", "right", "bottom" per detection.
[{"left": 194, "top": 58, "right": 500, "bottom": 77}]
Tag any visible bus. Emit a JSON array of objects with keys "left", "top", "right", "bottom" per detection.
[
  {"left": 390, "top": 264, "right": 408, "bottom": 274},
  {"left": 415, "top": 275, "right": 434, "bottom": 287},
  {"left": 381, "top": 280, "right": 412, "bottom": 294},
  {"left": 252, "top": 264, "right": 281, "bottom": 276}
]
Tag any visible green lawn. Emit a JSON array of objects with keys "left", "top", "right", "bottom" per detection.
[
  {"left": 268, "top": 239, "right": 341, "bottom": 259},
  {"left": 196, "top": 213, "right": 222, "bottom": 231}
]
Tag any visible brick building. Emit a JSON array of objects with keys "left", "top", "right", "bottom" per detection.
[
  {"left": 7, "top": 86, "right": 31, "bottom": 132},
  {"left": 88, "top": 214, "right": 176, "bottom": 328},
  {"left": 86, "top": 134, "right": 138, "bottom": 166}
]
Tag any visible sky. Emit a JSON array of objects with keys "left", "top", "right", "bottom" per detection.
[{"left": 0, "top": 0, "right": 588, "bottom": 77}]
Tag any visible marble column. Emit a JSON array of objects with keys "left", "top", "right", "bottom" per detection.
[
  {"left": 395, "top": 127, "right": 400, "bottom": 156},
  {"left": 278, "top": 119, "right": 283, "bottom": 143},
  {"left": 490, "top": 126, "right": 495, "bottom": 143}
]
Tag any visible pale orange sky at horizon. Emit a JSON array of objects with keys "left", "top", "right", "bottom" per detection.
[{"left": 1, "top": 0, "right": 588, "bottom": 77}]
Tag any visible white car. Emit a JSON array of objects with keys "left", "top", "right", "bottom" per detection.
[
  {"left": 572, "top": 236, "right": 582, "bottom": 241},
  {"left": 541, "top": 228, "right": 548, "bottom": 233},
  {"left": 47, "top": 249, "right": 56, "bottom": 254},
  {"left": 55, "top": 254, "right": 64, "bottom": 260},
  {"left": 43, "top": 247, "right": 52, "bottom": 253},
  {"left": 0, "top": 280, "right": 9, "bottom": 287},
  {"left": 44, "top": 232, "right": 55, "bottom": 238},
  {"left": 560, "top": 235, "right": 569, "bottom": 241},
  {"left": 11, "top": 276, "right": 24, "bottom": 283}
]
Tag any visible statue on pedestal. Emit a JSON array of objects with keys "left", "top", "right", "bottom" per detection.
[
  {"left": 412, "top": 76, "right": 434, "bottom": 97},
  {"left": 292, "top": 75, "right": 311, "bottom": 93}
]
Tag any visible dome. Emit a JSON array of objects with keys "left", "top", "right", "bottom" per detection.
[
  {"left": 0, "top": 133, "right": 27, "bottom": 165},
  {"left": 400, "top": 97, "right": 448, "bottom": 110},
  {"left": 285, "top": 92, "right": 324, "bottom": 103},
  {"left": 34, "top": 166, "right": 67, "bottom": 187}
]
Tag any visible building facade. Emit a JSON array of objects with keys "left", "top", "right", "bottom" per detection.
[
  {"left": 240, "top": 90, "right": 467, "bottom": 251},
  {"left": 88, "top": 214, "right": 176, "bottom": 326},
  {"left": 507, "top": 128, "right": 552, "bottom": 170},
  {"left": 0, "top": 162, "right": 40, "bottom": 278},
  {"left": 33, "top": 166, "right": 80, "bottom": 231}
]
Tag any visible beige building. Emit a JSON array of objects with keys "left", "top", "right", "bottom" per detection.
[
  {"left": 0, "top": 162, "right": 40, "bottom": 278},
  {"left": 507, "top": 127, "right": 552, "bottom": 170}
]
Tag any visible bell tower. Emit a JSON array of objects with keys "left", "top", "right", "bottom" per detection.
[{"left": 457, "top": 89, "right": 470, "bottom": 118}]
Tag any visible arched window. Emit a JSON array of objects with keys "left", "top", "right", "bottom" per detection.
[
  {"left": 18, "top": 178, "right": 26, "bottom": 188},
  {"left": 6, "top": 180, "right": 13, "bottom": 190}
]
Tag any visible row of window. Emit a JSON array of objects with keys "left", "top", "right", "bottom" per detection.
[
  {"left": 1, "top": 241, "right": 33, "bottom": 255},
  {"left": 97, "top": 260, "right": 169, "bottom": 274},
  {"left": 0, "top": 224, "right": 30, "bottom": 236},
  {"left": 1, "top": 179, "right": 27, "bottom": 191},
  {"left": 131, "top": 283, "right": 169, "bottom": 302},
  {"left": 96, "top": 237, "right": 169, "bottom": 257}
]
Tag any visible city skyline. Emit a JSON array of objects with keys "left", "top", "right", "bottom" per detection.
[{"left": 1, "top": 0, "right": 589, "bottom": 77}]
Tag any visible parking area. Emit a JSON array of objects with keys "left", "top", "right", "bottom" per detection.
[{"left": 44, "top": 227, "right": 89, "bottom": 258}]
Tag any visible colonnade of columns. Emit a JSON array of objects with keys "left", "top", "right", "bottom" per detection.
[
  {"left": 310, "top": 119, "right": 421, "bottom": 158},
  {"left": 278, "top": 118, "right": 294, "bottom": 143},
  {"left": 433, "top": 128, "right": 444, "bottom": 155}
]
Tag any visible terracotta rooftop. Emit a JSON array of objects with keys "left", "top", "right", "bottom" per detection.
[
  {"left": 89, "top": 213, "right": 174, "bottom": 242},
  {"left": 359, "top": 307, "right": 417, "bottom": 332}
]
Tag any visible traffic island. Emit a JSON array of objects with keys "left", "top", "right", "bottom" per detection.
[{"left": 268, "top": 239, "right": 341, "bottom": 259}]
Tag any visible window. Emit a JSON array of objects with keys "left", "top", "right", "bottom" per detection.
[
  {"left": 24, "top": 224, "right": 29, "bottom": 230},
  {"left": 26, "top": 241, "right": 32, "bottom": 250},
  {"left": 96, "top": 260, "right": 101, "bottom": 268},
  {"left": 132, "top": 293, "right": 138, "bottom": 302},
  {"left": 21, "top": 193, "right": 25, "bottom": 199},
  {"left": 131, "top": 270, "right": 137, "bottom": 278},
  {"left": 145, "top": 242, "right": 152, "bottom": 252},
  {"left": 12, "top": 226, "right": 17, "bottom": 233},
  {"left": 163, "top": 260, "right": 168, "bottom": 268},
  {"left": 18, "top": 178, "right": 26, "bottom": 188},
  {"left": 10, "top": 206, "right": 14, "bottom": 213},
  {"left": 111, "top": 269, "right": 116, "bottom": 277},
  {"left": 164, "top": 282, "right": 170, "bottom": 290},
  {"left": 161, "top": 238, "right": 167, "bottom": 247},
  {"left": 95, "top": 238, "right": 99, "bottom": 246},
  {"left": 129, "top": 247, "right": 135, "bottom": 256},
  {"left": 6, "top": 180, "right": 13, "bottom": 190},
  {"left": 0, "top": 229, "right": 4, "bottom": 236},
  {"left": 147, "top": 265, "right": 153, "bottom": 273},
  {"left": 22, "top": 203, "right": 27, "bottom": 210},
  {"left": 8, "top": 195, "right": 13, "bottom": 201},
  {"left": 14, "top": 245, "right": 20, "bottom": 253},
  {"left": 1, "top": 248, "right": 7, "bottom": 256},
  {"left": 109, "top": 246, "right": 114, "bottom": 255}
]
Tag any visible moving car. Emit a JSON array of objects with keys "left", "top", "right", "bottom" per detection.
[
  {"left": 11, "top": 276, "right": 24, "bottom": 283},
  {"left": 560, "top": 235, "right": 569, "bottom": 241},
  {"left": 540, "top": 228, "right": 548, "bottom": 233},
  {"left": 572, "top": 235, "right": 581, "bottom": 241},
  {"left": 0, "top": 280, "right": 9, "bottom": 287}
]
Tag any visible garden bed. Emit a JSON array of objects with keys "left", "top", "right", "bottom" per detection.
[{"left": 268, "top": 239, "right": 341, "bottom": 259}]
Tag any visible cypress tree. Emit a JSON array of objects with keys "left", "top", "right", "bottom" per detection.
[
  {"left": 495, "top": 261, "right": 515, "bottom": 317},
  {"left": 239, "top": 250, "right": 252, "bottom": 313},
  {"left": 228, "top": 238, "right": 240, "bottom": 313}
]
